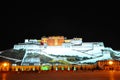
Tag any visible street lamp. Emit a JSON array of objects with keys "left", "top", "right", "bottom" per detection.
[
  {"left": 108, "top": 61, "right": 113, "bottom": 65},
  {"left": 1, "top": 62, "right": 10, "bottom": 71},
  {"left": 2, "top": 62, "right": 9, "bottom": 67}
]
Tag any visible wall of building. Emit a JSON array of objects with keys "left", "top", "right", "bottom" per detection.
[{"left": 97, "top": 60, "right": 120, "bottom": 70}]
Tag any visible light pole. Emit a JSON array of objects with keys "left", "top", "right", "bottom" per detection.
[{"left": 108, "top": 60, "right": 114, "bottom": 70}]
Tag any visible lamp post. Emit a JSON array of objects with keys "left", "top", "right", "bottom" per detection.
[
  {"left": 2, "top": 62, "right": 10, "bottom": 71},
  {"left": 108, "top": 60, "right": 114, "bottom": 70}
]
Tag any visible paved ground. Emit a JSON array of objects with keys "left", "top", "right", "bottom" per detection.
[{"left": 0, "top": 70, "right": 120, "bottom": 80}]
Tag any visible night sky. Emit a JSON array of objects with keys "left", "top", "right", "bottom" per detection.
[{"left": 0, "top": 8, "right": 118, "bottom": 50}]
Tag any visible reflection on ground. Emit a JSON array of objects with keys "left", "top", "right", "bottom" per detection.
[{"left": 0, "top": 71, "right": 120, "bottom": 80}]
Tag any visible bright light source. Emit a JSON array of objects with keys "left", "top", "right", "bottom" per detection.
[
  {"left": 3, "top": 63, "right": 8, "bottom": 67},
  {"left": 108, "top": 61, "right": 113, "bottom": 65}
]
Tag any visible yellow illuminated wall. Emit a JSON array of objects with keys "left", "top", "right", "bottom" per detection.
[{"left": 47, "top": 36, "right": 64, "bottom": 46}]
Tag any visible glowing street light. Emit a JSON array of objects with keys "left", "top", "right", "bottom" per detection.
[
  {"left": 2, "top": 62, "right": 9, "bottom": 67},
  {"left": 3, "top": 63, "right": 8, "bottom": 67},
  {"left": 1, "top": 62, "right": 10, "bottom": 71},
  {"left": 108, "top": 61, "right": 113, "bottom": 65}
]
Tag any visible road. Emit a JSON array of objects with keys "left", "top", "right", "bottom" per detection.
[{"left": 0, "top": 71, "right": 120, "bottom": 80}]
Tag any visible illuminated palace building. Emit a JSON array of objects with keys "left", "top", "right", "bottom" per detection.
[
  {"left": 14, "top": 36, "right": 102, "bottom": 66},
  {"left": 0, "top": 35, "right": 118, "bottom": 71},
  {"left": 12, "top": 36, "right": 120, "bottom": 69}
]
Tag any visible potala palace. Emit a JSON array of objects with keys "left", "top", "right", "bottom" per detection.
[{"left": 13, "top": 36, "right": 120, "bottom": 66}]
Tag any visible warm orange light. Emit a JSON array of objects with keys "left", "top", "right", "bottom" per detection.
[
  {"left": 108, "top": 61, "right": 113, "bottom": 65},
  {"left": 2, "top": 63, "right": 8, "bottom": 67}
]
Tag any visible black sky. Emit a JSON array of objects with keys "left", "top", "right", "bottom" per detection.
[{"left": 0, "top": 8, "right": 119, "bottom": 50}]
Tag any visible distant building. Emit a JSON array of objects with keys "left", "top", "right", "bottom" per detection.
[{"left": 12, "top": 36, "right": 120, "bottom": 66}]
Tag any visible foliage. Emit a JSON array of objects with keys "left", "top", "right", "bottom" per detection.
[
  {"left": 0, "top": 49, "right": 25, "bottom": 60},
  {"left": 39, "top": 54, "right": 52, "bottom": 63},
  {"left": 26, "top": 53, "right": 40, "bottom": 58},
  {"left": 49, "top": 59, "right": 69, "bottom": 64}
]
